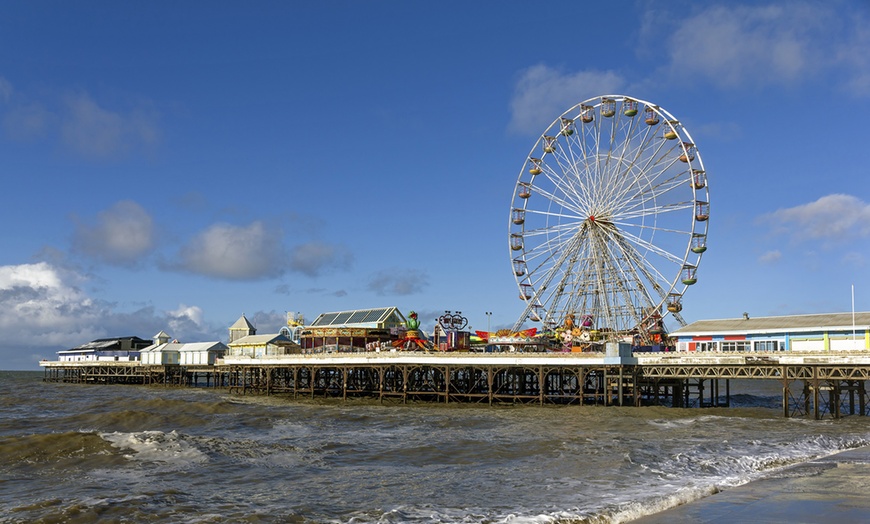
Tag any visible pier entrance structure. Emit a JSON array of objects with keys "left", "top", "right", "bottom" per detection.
[
  {"left": 509, "top": 95, "right": 709, "bottom": 345},
  {"left": 298, "top": 307, "right": 407, "bottom": 353}
]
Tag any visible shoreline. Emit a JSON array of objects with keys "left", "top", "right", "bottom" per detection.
[{"left": 631, "top": 445, "right": 870, "bottom": 523}]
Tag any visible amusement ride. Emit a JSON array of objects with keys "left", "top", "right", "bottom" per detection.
[{"left": 509, "top": 95, "right": 709, "bottom": 346}]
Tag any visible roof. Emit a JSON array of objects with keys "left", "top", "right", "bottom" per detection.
[
  {"left": 177, "top": 341, "right": 227, "bottom": 352},
  {"left": 228, "top": 334, "right": 299, "bottom": 347},
  {"left": 672, "top": 312, "right": 870, "bottom": 336},
  {"left": 230, "top": 315, "right": 256, "bottom": 330},
  {"left": 72, "top": 339, "right": 121, "bottom": 350},
  {"left": 141, "top": 341, "right": 227, "bottom": 353},
  {"left": 309, "top": 307, "right": 406, "bottom": 328},
  {"left": 66, "top": 336, "right": 151, "bottom": 351},
  {"left": 141, "top": 343, "right": 184, "bottom": 352}
]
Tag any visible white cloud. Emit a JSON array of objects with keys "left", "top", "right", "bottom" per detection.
[
  {"left": 289, "top": 241, "right": 353, "bottom": 277},
  {"left": 175, "top": 221, "right": 288, "bottom": 280},
  {"left": 72, "top": 200, "right": 156, "bottom": 266},
  {"left": 667, "top": 5, "right": 810, "bottom": 87},
  {"left": 0, "top": 262, "right": 229, "bottom": 369},
  {"left": 0, "top": 262, "right": 101, "bottom": 366},
  {"left": 663, "top": 2, "right": 869, "bottom": 93},
  {"left": 762, "top": 194, "right": 870, "bottom": 246},
  {"left": 509, "top": 65, "right": 624, "bottom": 134},
  {"left": 167, "top": 304, "right": 206, "bottom": 336}
]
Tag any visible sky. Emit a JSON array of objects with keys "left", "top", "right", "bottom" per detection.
[{"left": 2, "top": 1, "right": 870, "bottom": 369}]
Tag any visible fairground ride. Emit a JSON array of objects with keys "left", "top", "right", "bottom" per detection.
[{"left": 509, "top": 95, "right": 709, "bottom": 345}]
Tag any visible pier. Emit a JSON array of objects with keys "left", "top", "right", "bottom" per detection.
[{"left": 40, "top": 351, "right": 870, "bottom": 420}]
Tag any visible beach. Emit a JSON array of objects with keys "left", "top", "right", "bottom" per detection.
[{"left": 633, "top": 446, "right": 870, "bottom": 523}]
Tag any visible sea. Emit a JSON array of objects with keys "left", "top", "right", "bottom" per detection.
[{"left": 2, "top": 370, "right": 869, "bottom": 523}]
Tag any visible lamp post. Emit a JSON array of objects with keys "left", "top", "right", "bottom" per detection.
[{"left": 485, "top": 311, "right": 492, "bottom": 333}]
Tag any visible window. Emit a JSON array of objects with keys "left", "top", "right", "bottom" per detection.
[
  {"left": 721, "top": 341, "right": 751, "bottom": 352},
  {"left": 753, "top": 340, "right": 783, "bottom": 352},
  {"left": 696, "top": 342, "right": 717, "bottom": 352}
]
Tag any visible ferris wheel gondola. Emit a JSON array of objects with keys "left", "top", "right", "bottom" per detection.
[{"left": 509, "top": 95, "right": 709, "bottom": 342}]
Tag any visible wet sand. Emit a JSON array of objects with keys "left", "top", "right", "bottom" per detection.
[{"left": 633, "top": 446, "right": 870, "bottom": 523}]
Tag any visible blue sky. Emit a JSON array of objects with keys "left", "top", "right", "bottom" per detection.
[{"left": 3, "top": 1, "right": 870, "bottom": 369}]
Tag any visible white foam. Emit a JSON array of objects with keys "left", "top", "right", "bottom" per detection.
[{"left": 100, "top": 430, "right": 208, "bottom": 465}]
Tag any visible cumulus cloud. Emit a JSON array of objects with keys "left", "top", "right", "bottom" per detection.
[
  {"left": 72, "top": 200, "right": 156, "bottom": 266},
  {"left": 0, "top": 264, "right": 106, "bottom": 360},
  {"left": 662, "top": 2, "right": 870, "bottom": 93},
  {"left": 509, "top": 65, "right": 624, "bottom": 134},
  {"left": 289, "top": 242, "right": 353, "bottom": 277},
  {"left": 761, "top": 194, "right": 870, "bottom": 246},
  {"left": 368, "top": 268, "right": 429, "bottom": 296},
  {"left": 0, "top": 262, "right": 229, "bottom": 369},
  {"left": 174, "top": 221, "right": 288, "bottom": 280},
  {"left": 166, "top": 304, "right": 207, "bottom": 336}
]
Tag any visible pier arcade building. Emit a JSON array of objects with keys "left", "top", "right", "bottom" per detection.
[
  {"left": 671, "top": 312, "right": 870, "bottom": 352},
  {"left": 299, "top": 307, "right": 406, "bottom": 352}
]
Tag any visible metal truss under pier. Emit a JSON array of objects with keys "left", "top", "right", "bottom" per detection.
[
  {"left": 40, "top": 352, "right": 870, "bottom": 419},
  {"left": 42, "top": 362, "right": 227, "bottom": 388}
]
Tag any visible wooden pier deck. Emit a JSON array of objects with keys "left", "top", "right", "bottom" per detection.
[{"left": 40, "top": 351, "right": 870, "bottom": 419}]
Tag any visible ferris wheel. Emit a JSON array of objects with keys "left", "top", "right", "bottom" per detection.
[{"left": 509, "top": 95, "right": 709, "bottom": 342}]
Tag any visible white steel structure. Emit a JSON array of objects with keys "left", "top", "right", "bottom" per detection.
[{"left": 509, "top": 95, "right": 709, "bottom": 342}]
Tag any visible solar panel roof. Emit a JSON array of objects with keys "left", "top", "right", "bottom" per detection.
[{"left": 310, "top": 307, "right": 403, "bottom": 327}]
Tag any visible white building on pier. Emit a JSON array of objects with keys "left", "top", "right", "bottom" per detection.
[{"left": 671, "top": 312, "right": 870, "bottom": 352}]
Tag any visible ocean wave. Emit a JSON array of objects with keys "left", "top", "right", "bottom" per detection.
[
  {"left": 0, "top": 430, "right": 125, "bottom": 471},
  {"left": 100, "top": 430, "right": 209, "bottom": 465}
]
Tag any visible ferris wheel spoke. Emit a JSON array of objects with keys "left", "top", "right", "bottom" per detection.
[
  {"left": 606, "top": 246, "right": 640, "bottom": 329},
  {"left": 614, "top": 162, "right": 686, "bottom": 211},
  {"left": 546, "top": 151, "right": 597, "bottom": 213},
  {"left": 541, "top": 249, "right": 585, "bottom": 323},
  {"left": 615, "top": 226, "right": 689, "bottom": 268},
  {"left": 524, "top": 181, "right": 588, "bottom": 217},
  {"left": 600, "top": 233, "right": 657, "bottom": 325},
  {"left": 613, "top": 200, "right": 695, "bottom": 223},
  {"left": 613, "top": 172, "right": 694, "bottom": 220},
  {"left": 607, "top": 230, "right": 672, "bottom": 297},
  {"left": 513, "top": 233, "right": 584, "bottom": 330}
]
